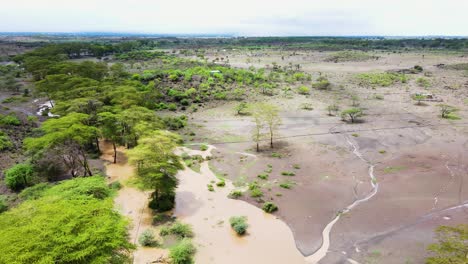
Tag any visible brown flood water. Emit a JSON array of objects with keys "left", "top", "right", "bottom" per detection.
[
  {"left": 100, "top": 141, "right": 168, "bottom": 263},
  {"left": 174, "top": 146, "right": 307, "bottom": 264}
]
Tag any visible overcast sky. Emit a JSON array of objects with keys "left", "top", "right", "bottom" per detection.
[{"left": 1, "top": 0, "right": 467, "bottom": 36}]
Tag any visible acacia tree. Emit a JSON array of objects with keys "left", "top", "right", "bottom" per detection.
[
  {"left": 98, "top": 112, "right": 124, "bottom": 163},
  {"left": 24, "top": 113, "right": 98, "bottom": 177},
  {"left": 251, "top": 111, "right": 265, "bottom": 152},
  {"left": 426, "top": 224, "right": 467, "bottom": 264},
  {"left": 412, "top": 94, "right": 426, "bottom": 105},
  {"left": 251, "top": 103, "right": 282, "bottom": 150},
  {"left": 127, "top": 130, "right": 183, "bottom": 211},
  {"left": 341, "top": 108, "right": 363, "bottom": 123}
]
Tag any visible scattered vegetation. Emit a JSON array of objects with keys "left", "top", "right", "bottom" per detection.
[
  {"left": 229, "top": 216, "right": 248, "bottom": 235},
  {"left": 262, "top": 202, "right": 278, "bottom": 213},
  {"left": 139, "top": 229, "right": 159, "bottom": 247},
  {"left": 356, "top": 72, "right": 407, "bottom": 87}
]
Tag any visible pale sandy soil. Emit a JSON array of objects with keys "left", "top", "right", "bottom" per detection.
[
  {"left": 180, "top": 50, "right": 468, "bottom": 263},
  {"left": 174, "top": 146, "right": 306, "bottom": 263},
  {"left": 100, "top": 141, "right": 168, "bottom": 264}
]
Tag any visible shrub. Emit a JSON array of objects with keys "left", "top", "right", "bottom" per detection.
[
  {"left": 168, "top": 103, "right": 177, "bottom": 111},
  {"left": 0, "top": 131, "right": 13, "bottom": 151},
  {"left": 200, "top": 144, "right": 208, "bottom": 151},
  {"left": 293, "top": 164, "right": 301, "bottom": 169},
  {"left": 438, "top": 104, "right": 459, "bottom": 119},
  {"left": 152, "top": 213, "right": 172, "bottom": 225},
  {"left": 262, "top": 202, "right": 278, "bottom": 213},
  {"left": 228, "top": 190, "right": 243, "bottom": 199},
  {"left": 281, "top": 171, "right": 295, "bottom": 176},
  {"left": 109, "top": 181, "right": 122, "bottom": 190},
  {"left": 4, "top": 163, "right": 35, "bottom": 191},
  {"left": 279, "top": 182, "right": 293, "bottom": 189},
  {"left": 0, "top": 115, "right": 21, "bottom": 126},
  {"left": 297, "top": 86, "right": 310, "bottom": 95},
  {"left": 207, "top": 184, "right": 214, "bottom": 192},
  {"left": 312, "top": 77, "right": 331, "bottom": 90},
  {"left": 216, "top": 181, "right": 225, "bottom": 187},
  {"left": 229, "top": 216, "right": 248, "bottom": 235},
  {"left": 164, "top": 222, "right": 194, "bottom": 238},
  {"left": 257, "top": 173, "right": 268, "bottom": 180},
  {"left": 169, "top": 239, "right": 196, "bottom": 264},
  {"left": 138, "top": 229, "right": 158, "bottom": 247},
  {"left": 250, "top": 188, "right": 263, "bottom": 198}
]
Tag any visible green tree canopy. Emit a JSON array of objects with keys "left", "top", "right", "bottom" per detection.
[{"left": 0, "top": 176, "right": 132, "bottom": 264}]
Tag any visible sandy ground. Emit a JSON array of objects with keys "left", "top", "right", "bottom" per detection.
[
  {"left": 181, "top": 50, "right": 468, "bottom": 263},
  {"left": 174, "top": 146, "right": 306, "bottom": 263},
  {"left": 100, "top": 141, "right": 168, "bottom": 263}
]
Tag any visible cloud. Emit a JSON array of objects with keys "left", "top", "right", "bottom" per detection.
[{"left": 0, "top": 0, "right": 467, "bottom": 36}]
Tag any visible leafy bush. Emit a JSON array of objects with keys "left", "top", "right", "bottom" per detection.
[
  {"left": 229, "top": 216, "right": 248, "bottom": 235},
  {"left": 168, "top": 103, "right": 177, "bottom": 111},
  {"left": 312, "top": 77, "right": 331, "bottom": 90},
  {"left": 200, "top": 144, "right": 208, "bottom": 151},
  {"left": 0, "top": 114, "right": 21, "bottom": 126},
  {"left": 169, "top": 239, "right": 196, "bottom": 264},
  {"left": 297, "top": 86, "right": 310, "bottom": 95},
  {"left": 216, "top": 181, "right": 225, "bottom": 187},
  {"left": 4, "top": 163, "right": 36, "bottom": 191},
  {"left": 281, "top": 171, "right": 295, "bottom": 176},
  {"left": 228, "top": 190, "right": 243, "bottom": 199},
  {"left": 257, "top": 173, "right": 269, "bottom": 180},
  {"left": 163, "top": 116, "right": 187, "bottom": 130},
  {"left": 0, "top": 131, "right": 13, "bottom": 151},
  {"left": 160, "top": 222, "right": 193, "bottom": 238},
  {"left": 207, "top": 184, "right": 214, "bottom": 192},
  {"left": 279, "top": 182, "right": 293, "bottom": 189},
  {"left": 249, "top": 188, "right": 263, "bottom": 198},
  {"left": 139, "top": 229, "right": 158, "bottom": 247},
  {"left": 262, "top": 202, "right": 278, "bottom": 213},
  {"left": 109, "top": 181, "right": 122, "bottom": 190}
]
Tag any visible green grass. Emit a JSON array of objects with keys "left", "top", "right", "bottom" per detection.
[{"left": 356, "top": 72, "right": 407, "bottom": 87}]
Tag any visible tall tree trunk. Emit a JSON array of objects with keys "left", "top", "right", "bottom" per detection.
[{"left": 113, "top": 142, "right": 117, "bottom": 164}]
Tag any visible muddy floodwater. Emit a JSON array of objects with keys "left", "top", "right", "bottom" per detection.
[
  {"left": 100, "top": 141, "right": 168, "bottom": 263},
  {"left": 174, "top": 146, "right": 307, "bottom": 264}
]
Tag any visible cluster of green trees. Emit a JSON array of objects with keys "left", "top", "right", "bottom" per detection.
[{"left": 0, "top": 176, "right": 133, "bottom": 263}]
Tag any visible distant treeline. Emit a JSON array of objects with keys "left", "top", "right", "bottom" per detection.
[{"left": 3, "top": 37, "right": 468, "bottom": 57}]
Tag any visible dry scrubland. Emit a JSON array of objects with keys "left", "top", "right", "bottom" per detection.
[
  {"left": 183, "top": 50, "right": 468, "bottom": 263},
  {"left": 0, "top": 37, "right": 467, "bottom": 264}
]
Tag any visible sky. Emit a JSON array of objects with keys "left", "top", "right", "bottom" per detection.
[{"left": 1, "top": 0, "right": 467, "bottom": 36}]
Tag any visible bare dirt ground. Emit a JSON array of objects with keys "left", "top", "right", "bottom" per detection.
[
  {"left": 174, "top": 146, "right": 305, "bottom": 263},
  {"left": 100, "top": 141, "right": 168, "bottom": 263},
  {"left": 182, "top": 50, "right": 468, "bottom": 263}
]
